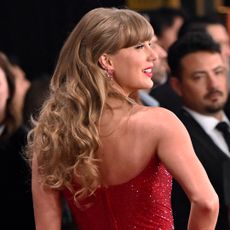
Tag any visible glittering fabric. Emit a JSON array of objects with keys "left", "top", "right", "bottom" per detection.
[{"left": 63, "top": 158, "right": 173, "bottom": 230}]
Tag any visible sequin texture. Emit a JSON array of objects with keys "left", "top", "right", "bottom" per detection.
[{"left": 63, "top": 158, "right": 174, "bottom": 230}]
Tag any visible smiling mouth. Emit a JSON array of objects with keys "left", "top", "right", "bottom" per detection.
[
  {"left": 143, "top": 68, "right": 153, "bottom": 78},
  {"left": 143, "top": 68, "right": 152, "bottom": 73}
]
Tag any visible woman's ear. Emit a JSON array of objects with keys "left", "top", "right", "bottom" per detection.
[{"left": 98, "top": 54, "right": 113, "bottom": 70}]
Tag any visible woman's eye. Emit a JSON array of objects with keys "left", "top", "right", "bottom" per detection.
[{"left": 135, "top": 44, "right": 144, "bottom": 49}]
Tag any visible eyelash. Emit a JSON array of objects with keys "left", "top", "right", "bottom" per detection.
[
  {"left": 135, "top": 42, "right": 152, "bottom": 49},
  {"left": 135, "top": 44, "right": 144, "bottom": 49},
  {"left": 215, "top": 69, "right": 224, "bottom": 75}
]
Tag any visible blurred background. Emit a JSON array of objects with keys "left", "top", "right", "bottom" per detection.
[{"left": 0, "top": 0, "right": 230, "bottom": 80}]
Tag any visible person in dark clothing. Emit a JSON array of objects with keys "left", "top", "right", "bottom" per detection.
[
  {"left": 0, "top": 52, "right": 35, "bottom": 229},
  {"left": 147, "top": 7, "right": 187, "bottom": 113},
  {"left": 168, "top": 32, "right": 230, "bottom": 230},
  {"left": 150, "top": 14, "right": 230, "bottom": 116}
]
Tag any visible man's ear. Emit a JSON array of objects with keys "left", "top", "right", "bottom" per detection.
[
  {"left": 98, "top": 54, "right": 113, "bottom": 70},
  {"left": 170, "top": 77, "right": 183, "bottom": 96}
]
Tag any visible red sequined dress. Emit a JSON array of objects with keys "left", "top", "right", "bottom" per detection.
[{"left": 63, "top": 158, "right": 174, "bottom": 230}]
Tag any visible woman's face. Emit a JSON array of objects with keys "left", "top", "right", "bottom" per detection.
[
  {"left": 0, "top": 68, "right": 9, "bottom": 123},
  {"left": 108, "top": 38, "right": 158, "bottom": 95}
]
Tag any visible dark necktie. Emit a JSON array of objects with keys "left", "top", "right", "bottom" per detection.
[{"left": 216, "top": 121, "right": 230, "bottom": 152}]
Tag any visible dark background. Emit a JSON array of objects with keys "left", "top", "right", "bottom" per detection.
[
  {"left": 0, "top": 0, "right": 126, "bottom": 80},
  {"left": 0, "top": 0, "right": 227, "bottom": 80}
]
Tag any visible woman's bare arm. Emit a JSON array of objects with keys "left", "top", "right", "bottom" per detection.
[
  {"left": 32, "top": 159, "right": 62, "bottom": 230},
  {"left": 153, "top": 108, "right": 219, "bottom": 230}
]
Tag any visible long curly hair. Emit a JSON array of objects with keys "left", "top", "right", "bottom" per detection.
[{"left": 27, "top": 7, "right": 154, "bottom": 201}]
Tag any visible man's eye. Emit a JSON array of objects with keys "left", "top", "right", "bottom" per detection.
[
  {"left": 215, "top": 68, "right": 225, "bottom": 75},
  {"left": 193, "top": 75, "right": 203, "bottom": 80}
]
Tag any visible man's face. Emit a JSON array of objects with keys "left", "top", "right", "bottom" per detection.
[
  {"left": 172, "top": 51, "right": 228, "bottom": 115},
  {"left": 158, "top": 16, "right": 184, "bottom": 51},
  {"left": 152, "top": 35, "right": 168, "bottom": 85},
  {"left": 207, "top": 24, "right": 230, "bottom": 67}
]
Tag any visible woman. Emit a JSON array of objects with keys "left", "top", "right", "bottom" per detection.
[
  {"left": 27, "top": 8, "right": 219, "bottom": 229},
  {"left": 0, "top": 52, "right": 35, "bottom": 229}
]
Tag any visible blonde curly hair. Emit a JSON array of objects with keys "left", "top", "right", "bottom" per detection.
[{"left": 27, "top": 7, "right": 154, "bottom": 202}]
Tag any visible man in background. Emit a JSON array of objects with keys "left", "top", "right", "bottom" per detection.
[{"left": 168, "top": 31, "right": 230, "bottom": 229}]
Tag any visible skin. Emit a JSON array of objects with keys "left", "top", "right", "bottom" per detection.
[
  {"left": 152, "top": 35, "right": 168, "bottom": 85},
  {"left": 207, "top": 24, "right": 230, "bottom": 67},
  {"left": 0, "top": 68, "right": 9, "bottom": 124},
  {"left": 158, "top": 16, "right": 184, "bottom": 51},
  {"left": 32, "top": 37, "right": 219, "bottom": 229},
  {"left": 100, "top": 39, "right": 158, "bottom": 95},
  {"left": 171, "top": 51, "right": 228, "bottom": 120},
  {"left": 11, "top": 65, "right": 31, "bottom": 123}
]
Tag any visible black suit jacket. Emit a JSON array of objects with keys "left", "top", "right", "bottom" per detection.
[
  {"left": 149, "top": 80, "right": 182, "bottom": 114},
  {"left": 0, "top": 126, "right": 35, "bottom": 230},
  {"left": 172, "top": 109, "right": 230, "bottom": 230}
]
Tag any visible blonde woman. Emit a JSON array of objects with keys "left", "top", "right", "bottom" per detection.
[{"left": 27, "top": 8, "right": 219, "bottom": 230}]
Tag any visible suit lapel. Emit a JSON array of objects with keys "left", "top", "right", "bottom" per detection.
[{"left": 178, "top": 109, "right": 230, "bottom": 161}]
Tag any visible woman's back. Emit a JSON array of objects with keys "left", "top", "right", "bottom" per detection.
[
  {"left": 99, "top": 103, "right": 159, "bottom": 185},
  {"left": 63, "top": 105, "right": 174, "bottom": 229}
]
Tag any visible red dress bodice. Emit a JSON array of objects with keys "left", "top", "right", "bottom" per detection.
[{"left": 63, "top": 158, "right": 173, "bottom": 230}]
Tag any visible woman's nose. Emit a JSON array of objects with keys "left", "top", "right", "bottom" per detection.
[{"left": 148, "top": 47, "right": 158, "bottom": 62}]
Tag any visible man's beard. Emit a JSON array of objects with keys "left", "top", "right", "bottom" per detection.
[{"left": 204, "top": 102, "right": 225, "bottom": 114}]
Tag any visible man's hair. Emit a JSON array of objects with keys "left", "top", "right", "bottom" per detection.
[
  {"left": 168, "top": 31, "right": 221, "bottom": 79},
  {"left": 178, "top": 14, "right": 224, "bottom": 39},
  {"left": 145, "top": 7, "right": 188, "bottom": 38}
]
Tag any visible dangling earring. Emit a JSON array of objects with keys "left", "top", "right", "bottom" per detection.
[{"left": 106, "top": 69, "right": 114, "bottom": 80}]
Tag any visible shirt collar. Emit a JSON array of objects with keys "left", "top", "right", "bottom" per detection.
[{"left": 183, "top": 106, "right": 230, "bottom": 133}]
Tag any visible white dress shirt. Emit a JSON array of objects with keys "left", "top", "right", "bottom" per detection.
[{"left": 184, "top": 107, "right": 230, "bottom": 158}]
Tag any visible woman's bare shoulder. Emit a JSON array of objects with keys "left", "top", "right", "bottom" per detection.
[
  {"left": 129, "top": 105, "right": 185, "bottom": 135},
  {"left": 132, "top": 105, "right": 178, "bottom": 124}
]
